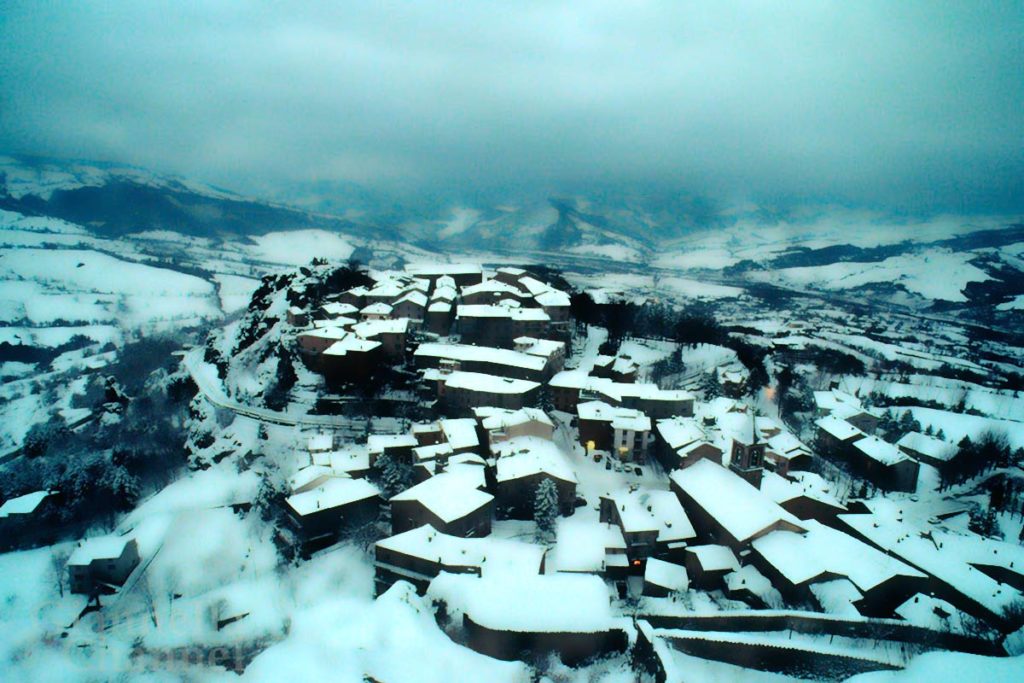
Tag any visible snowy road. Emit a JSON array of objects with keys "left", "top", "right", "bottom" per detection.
[{"left": 181, "top": 351, "right": 355, "bottom": 429}]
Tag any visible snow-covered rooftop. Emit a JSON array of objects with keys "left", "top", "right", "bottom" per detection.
[
  {"left": 752, "top": 519, "right": 925, "bottom": 592},
  {"left": 896, "top": 432, "right": 957, "bottom": 462},
  {"left": 391, "top": 466, "right": 492, "bottom": 522},
  {"left": 760, "top": 471, "right": 844, "bottom": 510},
  {"left": 852, "top": 435, "right": 912, "bottom": 466},
  {"left": 656, "top": 416, "right": 707, "bottom": 450},
  {"left": 455, "top": 304, "right": 550, "bottom": 321},
  {"left": 474, "top": 406, "right": 553, "bottom": 431},
  {"left": 0, "top": 490, "right": 51, "bottom": 517},
  {"left": 367, "top": 434, "right": 419, "bottom": 454},
  {"left": 439, "top": 418, "right": 480, "bottom": 451},
  {"left": 323, "top": 334, "right": 381, "bottom": 356},
  {"left": 68, "top": 535, "right": 134, "bottom": 566},
  {"left": 415, "top": 342, "right": 546, "bottom": 372},
  {"left": 577, "top": 400, "right": 651, "bottom": 432},
  {"left": 645, "top": 558, "right": 689, "bottom": 592},
  {"left": 513, "top": 337, "right": 564, "bottom": 358},
  {"left": 604, "top": 487, "right": 695, "bottom": 543},
  {"left": 376, "top": 525, "right": 543, "bottom": 577},
  {"left": 433, "top": 371, "right": 540, "bottom": 395},
  {"left": 352, "top": 318, "right": 410, "bottom": 338},
  {"left": 427, "top": 573, "right": 615, "bottom": 634},
  {"left": 670, "top": 460, "right": 804, "bottom": 544},
  {"left": 686, "top": 544, "right": 739, "bottom": 573},
  {"left": 815, "top": 414, "right": 865, "bottom": 442},
  {"left": 286, "top": 477, "right": 381, "bottom": 517},
  {"left": 494, "top": 436, "right": 578, "bottom": 484}
]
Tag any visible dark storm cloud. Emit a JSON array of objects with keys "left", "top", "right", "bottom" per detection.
[{"left": 1, "top": 1, "right": 1021, "bottom": 211}]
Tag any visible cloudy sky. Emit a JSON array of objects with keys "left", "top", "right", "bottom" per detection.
[{"left": 1, "top": 1, "right": 1021, "bottom": 212}]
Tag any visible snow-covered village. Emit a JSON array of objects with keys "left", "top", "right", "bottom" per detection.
[
  {"left": 2, "top": 3, "right": 1024, "bottom": 682},
  {"left": 3, "top": 240, "right": 1024, "bottom": 681}
]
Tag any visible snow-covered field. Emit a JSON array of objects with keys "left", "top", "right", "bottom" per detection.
[{"left": 754, "top": 249, "right": 992, "bottom": 303}]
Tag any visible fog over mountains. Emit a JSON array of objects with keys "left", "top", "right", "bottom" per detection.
[{"left": 1, "top": 2, "right": 1021, "bottom": 216}]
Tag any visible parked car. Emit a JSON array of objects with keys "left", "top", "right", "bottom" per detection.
[
  {"left": 593, "top": 452, "right": 603, "bottom": 463},
  {"left": 605, "top": 460, "right": 612, "bottom": 471},
  {"left": 634, "top": 466, "right": 643, "bottom": 476}
]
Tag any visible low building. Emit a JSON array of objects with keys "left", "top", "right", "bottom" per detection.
[
  {"left": 474, "top": 407, "right": 555, "bottom": 451},
  {"left": 0, "top": 490, "right": 59, "bottom": 551},
  {"left": 404, "top": 263, "right": 484, "bottom": 289},
  {"left": 684, "top": 544, "right": 740, "bottom": 590},
  {"left": 815, "top": 415, "right": 867, "bottom": 461},
  {"left": 351, "top": 318, "right": 410, "bottom": 361},
  {"left": 414, "top": 342, "right": 550, "bottom": 381},
  {"left": 578, "top": 401, "right": 652, "bottom": 463},
  {"left": 390, "top": 466, "right": 493, "bottom": 537},
  {"left": 513, "top": 337, "right": 566, "bottom": 374},
  {"left": 896, "top": 431, "right": 957, "bottom": 470},
  {"left": 460, "top": 279, "right": 528, "bottom": 306},
  {"left": 360, "top": 302, "right": 394, "bottom": 321},
  {"left": 68, "top": 536, "right": 141, "bottom": 595},
  {"left": 764, "top": 431, "right": 813, "bottom": 475},
  {"left": 427, "top": 573, "right": 627, "bottom": 664},
  {"left": 425, "top": 301, "right": 454, "bottom": 336},
  {"left": 455, "top": 305, "right": 551, "bottom": 348},
  {"left": 427, "top": 370, "right": 541, "bottom": 412},
  {"left": 285, "top": 477, "right": 382, "bottom": 548},
  {"left": 849, "top": 436, "right": 920, "bottom": 493},
  {"left": 591, "top": 355, "right": 639, "bottom": 383},
  {"left": 643, "top": 558, "right": 689, "bottom": 597},
  {"left": 760, "top": 471, "right": 847, "bottom": 525},
  {"left": 654, "top": 416, "right": 723, "bottom": 471},
  {"left": 439, "top": 417, "right": 482, "bottom": 454},
  {"left": 367, "top": 434, "right": 419, "bottom": 467},
  {"left": 373, "top": 524, "right": 545, "bottom": 595},
  {"left": 493, "top": 437, "right": 578, "bottom": 519},
  {"left": 599, "top": 487, "right": 695, "bottom": 564},
  {"left": 392, "top": 291, "right": 428, "bottom": 321},
  {"left": 670, "top": 460, "right": 805, "bottom": 551},
  {"left": 750, "top": 519, "right": 927, "bottom": 617}
]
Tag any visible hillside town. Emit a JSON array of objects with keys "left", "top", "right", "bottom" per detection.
[{"left": 4, "top": 258, "right": 1023, "bottom": 680}]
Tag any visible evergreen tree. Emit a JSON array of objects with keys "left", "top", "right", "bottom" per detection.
[
  {"left": 924, "top": 424, "right": 934, "bottom": 436},
  {"left": 377, "top": 454, "right": 411, "bottom": 498},
  {"left": 699, "top": 370, "right": 721, "bottom": 400},
  {"left": 534, "top": 479, "right": 559, "bottom": 544},
  {"left": 936, "top": 428, "right": 946, "bottom": 441}
]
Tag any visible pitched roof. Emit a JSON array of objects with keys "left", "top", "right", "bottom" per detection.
[{"left": 670, "top": 460, "right": 805, "bottom": 544}]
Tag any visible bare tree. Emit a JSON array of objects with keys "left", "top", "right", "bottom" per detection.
[{"left": 49, "top": 547, "right": 71, "bottom": 598}]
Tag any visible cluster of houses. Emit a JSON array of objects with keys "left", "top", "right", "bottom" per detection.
[
  {"left": 6, "top": 261, "right": 1022, "bottom": 672},
  {"left": 282, "top": 406, "right": 579, "bottom": 557},
  {"left": 289, "top": 264, "right": 571, "bottom": 383},
  {"left": 813, "top": 388, "right": 922, "bottom": 492}
]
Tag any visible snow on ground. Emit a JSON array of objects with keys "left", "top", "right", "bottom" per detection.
[
  {"left": 997, "top": 294, "right": 1024, "bottom": 311},
  {"left": 212, "top": 273, "right": 260, "bottom": 314},
  {"left": 657, "top": 277, "right": 744, "bottom": 299},
  {"left": 244, "top": 580, "right": 530, "bottom": 683},
  {"left": 890, "top": 406, "right": 1024, "bottom": 450},
  {"left": 243, "top": 230, "right": 355, "bottom": 266},
  {"left": 846, "top": 650, "right": 1022, "bottom": 682},
  {"left": 0, "top": 543, "right": 110, "bottom": 681},
  {"left": 652, "top": 248, "right": 740, "bottom": 271},
  {"left": 841, "top": 376, "right": 1024, "bottom": 422},
  {"left": 436, "top": 207, "right": 482, "bottom": 239},
  {"left": 618, "top": 338, "right": 677, "bottom": 367},
  {"left": 565, "top": 243, "right": 643, "bottom": 262},
  {"left": 0, "top": 247, "right": 221, "bottom": 330},
  {"left": 757, "top": 249, "right": 992, "bottom": 302}
]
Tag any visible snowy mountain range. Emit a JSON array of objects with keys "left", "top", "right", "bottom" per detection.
[{"left": 2, "top": 155, "right": 1023, "bottom": 319}]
